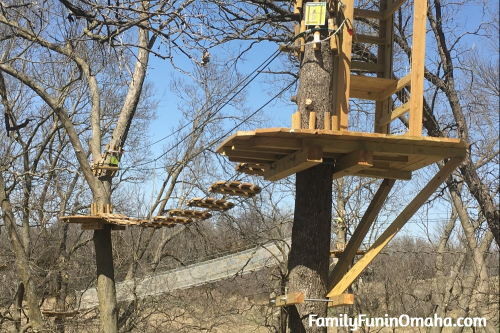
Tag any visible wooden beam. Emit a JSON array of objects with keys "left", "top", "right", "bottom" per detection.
[
  {"left": 328, "top": 179, "right": 394, "bottom": 291},
  {"left": 409, "top": 0, "right": 427, "bottom": 136},
  {"left": 274, "top": 292, "right": 305, "bottom": 307},
  {"left": 379, "top": 73, "right": 411, "bottom": 101},
  {"left": 336, "top": 0, "right": 354, "bottom": 131},
  {"left": 328, "top": 294, "right": 354, "bottom": 308},
  {"left": 333, "top": 150, "right": 373, "bottom": 179},
  {"left": 384, "top": 0, "right": 407, "bottom": 19},
  {"left": 355, "top": 169, "right": 411, "bottom": 180},
  {"left": 327, "top": 158, "right": 463, "bottom": 297},
  {"left": 379, "top": 101, "right": 411, "bottom": 126},
  {"left": 264, "top": 146, "right": 323, "bottom": 181},
  {"left": 354, "top": 8, "right": 384, "bottom": 20}
]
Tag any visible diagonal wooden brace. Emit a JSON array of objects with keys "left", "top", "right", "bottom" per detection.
[
  {"left": 327, "top": 158, "right": 462, "bottom": 297},
  {"left": 328, "top": 178, "right": 395, "bottom": 291}
]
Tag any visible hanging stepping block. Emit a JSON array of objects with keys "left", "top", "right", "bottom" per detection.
[
  {"left": 208, "top": 181, "right": 262, "bottom": 197},
  {"left": 167, "top": 209, "right": 212, "bottom": 220},
  {"left": 187, "top": 198, "right": 235, "bottom": 211},
  {"left": 235, "top": 163, "right": 265, "bottom": 176}
]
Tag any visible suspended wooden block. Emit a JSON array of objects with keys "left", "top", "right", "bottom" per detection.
[
  {"left": 167, "top": 209, "right": 212, "bottom": 220},
  {"left": 187, "top": 198, "right": 235, "bottom": 211},
  {"left": 208, "top": 181, "right": 262, "bottom": 197},
  {"left": 235, "top": 163, "right": 265, "bottom": 176},
  {"left": 151, "top": 216, "right": 192, "bottom": 224}
]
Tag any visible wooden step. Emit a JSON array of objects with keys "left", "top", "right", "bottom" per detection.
[
  {"left": 235, "top": 163, "right": 266, "bottom": 176},
  {"left": 208, "top": 181, "right": 262, "bottom": 197},
  {"left": 167, "top": 209, "right": 212, "bottom": 220},
  {"left": 187, "top": 198, "right": 235, "bottom": 211}
]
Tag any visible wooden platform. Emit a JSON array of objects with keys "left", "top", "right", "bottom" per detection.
[
  {"left": 216, "top": 128, "right": 466, "bottom": 181},
  {"left": 60, "top": 213, "right": 192, "bottom": 230}
]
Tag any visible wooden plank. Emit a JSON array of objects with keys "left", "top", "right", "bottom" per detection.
[
  {"left": 274, "top": 292, "right": 305, "bottom": 307},
  {"left": 384, "top": 0, "right": 407, "bottom": 19},
  {"left": 328, "top": 179, "right": 394, "bottom": 292},
  {"left": 327, "top": 158, "right": 463, "bottom": 297},
  {"left": 336, "top": 0, "right": 354, "bottom": 131},
  {"left": 264, "top": 146, "right": 323, "bottom": 181},
  {"left": 309, "top": 112, "right": 316, "bottom": 130},
  {"left": 379, "top": 73, "right": 411, "bottom": 101},
  {"left": 409, "top": 0, "right": 427, "bottom": 136},
  {"left": 354, "top": 8, "right": 384, "bottom": 20},
  {"left": 379, "top": 101, "right": 411, "bottom": 126},
  {"left": 327, "top": 294, "right": 354, "bottom": 308},
  {"left": 333, "top": 150, "right": 373, "bottom": 179}
]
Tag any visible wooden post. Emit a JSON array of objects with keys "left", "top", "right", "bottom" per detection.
[
  {"left": 292, "top": 111, "right": 301, "bottom": 129},
  {"left": 374, "top": 0, "right": 395, "bottom": 134},
  {"left": 408, "top": 0, "right": 427, "bottom": 136},
  {"left": 324, "top": 111, "right": 331, "bottom": 130},
  {"left": 300, "top": 20, "right": 306, "bottom": 53},
  {"left": 335, "top": 0, "right": 354, "bottom": 131},
  {"left": 309, "top": 112, "right": 316, "bottom": 129},
  {"left": 327, "top": 158, "right": 462, "bottom": 297}
]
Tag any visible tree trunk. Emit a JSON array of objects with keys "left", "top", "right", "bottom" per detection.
[
  {"left": 287, "top": 5, "right": 336, "bottom": 331},
  {"left": 288, "top": 164, "right": 333, "bottom": 333},
  {"left": 94, "top": 226, "right": 118, "bottom": 333}
]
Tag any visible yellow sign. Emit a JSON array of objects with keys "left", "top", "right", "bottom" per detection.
[{"left": 305, "top": 2, "right": 327, "bottom": 26}]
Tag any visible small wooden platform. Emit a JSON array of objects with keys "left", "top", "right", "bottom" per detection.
[
  {"left": 216, "top": 128, "right": 466, "bottom": 181},
  {"left": 60, "top": 213, "right": 192, "bottom": 230},
  {"left": 208, "top": 181, "right": 262, "bottom": 197},
  {"left": 187, "top": 198, "right": 235, "bottom": 211},
  {"left": 167, "top": 209, "right": 212, "bottom": 220}
]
